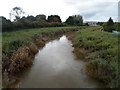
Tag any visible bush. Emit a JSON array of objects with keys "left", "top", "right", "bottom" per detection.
[
  {"left": 102, "top": 17, "right": 115, "bottom": 32},
  {"left": 1, "top": 17, "right": 13, "bottom": 32},
  {"left": 86, "top": 58, "right": 118, "bottom": 88},
  {"left": 103, "top": 23, "right": 115, "bottom": 32}
]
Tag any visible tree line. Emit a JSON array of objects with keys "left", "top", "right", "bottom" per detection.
[
  {"left": 0, "top": 7, "right": 83, "bottom": 32},
  {"left": 2, "top": 7, "right": 118, "bottom": 32},
  {"left": 1, "top": 14, "right": 84, "bottom": 32}
]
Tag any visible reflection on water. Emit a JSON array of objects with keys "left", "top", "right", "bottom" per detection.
[{"left": 20, "top": 35, "right": 103, "bottom": 88}]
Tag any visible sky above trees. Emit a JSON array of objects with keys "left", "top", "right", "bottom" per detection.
[{"left": 0, "top": 0, "right": 119, "bottom": 22}]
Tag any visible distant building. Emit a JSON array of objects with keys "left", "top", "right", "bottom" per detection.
[
  {"left": 84, "top": 21, "right": 98, "bottom": 26},
  {"left": 87, "top": 22, "right": 97, "bottom": 26}
]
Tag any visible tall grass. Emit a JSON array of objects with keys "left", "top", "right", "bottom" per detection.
[{"left": 73, "top": 26, "right": 119, "bottom": 88}]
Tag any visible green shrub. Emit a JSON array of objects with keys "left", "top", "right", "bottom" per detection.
[
  {"left": 103, "top": 24, "right": 115, "bottom": 32},
  {"left": 102, "top": 17, "right": 115, "bottom": 32},
  {"left": 86, "top": 58, "right": 118, "bottom": 88}
]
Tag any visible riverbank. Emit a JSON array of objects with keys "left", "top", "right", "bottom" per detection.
[
  {"left": 71, "top": 27, "right": 119, "bottom": 88},
  {"left": 2, "top": 26, "right": 119, "bottom": 88},
  {"left": 19, "top": 35, "right": 103, "bottom": 88},
  {"left": 2, "top": 26, "right": 84, "bottom": 88}
]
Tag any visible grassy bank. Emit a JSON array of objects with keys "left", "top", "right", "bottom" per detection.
[
  {"left": 72, "top": 26, "right": 119, "bottom": 88},
  {"left": 2, "top": 26, "right": 81, "bottom": 59},
  {"left": 3, "top": 26, "right": 80, "bottom": 46},
  {"left": 3, "top": 26, "right": 119, "bottom": 88},
  {"left": 3, "top": 26, "right": 86, "bottom": 87},
  {"left": 3, "top": 26, "right": 88, "bottom": 75}
]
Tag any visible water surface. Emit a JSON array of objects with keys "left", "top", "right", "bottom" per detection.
[{"left": 20, "top": 35, "right": 103, "bottom": 88}]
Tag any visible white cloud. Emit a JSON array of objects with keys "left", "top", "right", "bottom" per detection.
[{"left": 0, "top": 0, "right": 119, "bottom": 21}]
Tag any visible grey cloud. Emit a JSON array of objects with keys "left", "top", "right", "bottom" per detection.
[
  {"left": 64, "top": 0, "right": 118, "bottom": 21},
  {"left": 82, "top": 12, "right": 98, "bottom": 19}
]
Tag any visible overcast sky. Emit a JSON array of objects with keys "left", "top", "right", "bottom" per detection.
[{"left": 0, "top": 0, "right": 119, "bottom": 22}]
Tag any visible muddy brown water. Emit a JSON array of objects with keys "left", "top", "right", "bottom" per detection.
[{"left": 19, "top": 35, "right": 103, "bottom": 88}]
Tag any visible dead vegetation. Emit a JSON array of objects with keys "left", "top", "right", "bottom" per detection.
[{"left": 73, "top": 48, "right": 87, "bottom": 60}]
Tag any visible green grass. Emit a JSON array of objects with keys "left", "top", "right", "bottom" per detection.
[
  {"left": 2, "top": 26, "right": 83, "bottom": 59},
  {"left": 3, "top": 26, "right": 79, "bottom": 45},
  {"left": 115, "top": 23, "right": 120, "bottom": 32},
  {"left": 116, "top": 25, "right": 120, "bottom": 32},
  {"left": 73, "top": 26, "right": 119, "bottom": 88}
]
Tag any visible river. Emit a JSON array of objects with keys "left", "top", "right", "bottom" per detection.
[{"left": 19, "top": 35, "right": 103, "bottom": 88}]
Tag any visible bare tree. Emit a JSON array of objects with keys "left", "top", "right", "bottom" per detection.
[{"left": 9, "top": 7, "right": 27, "bottom": 21}]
